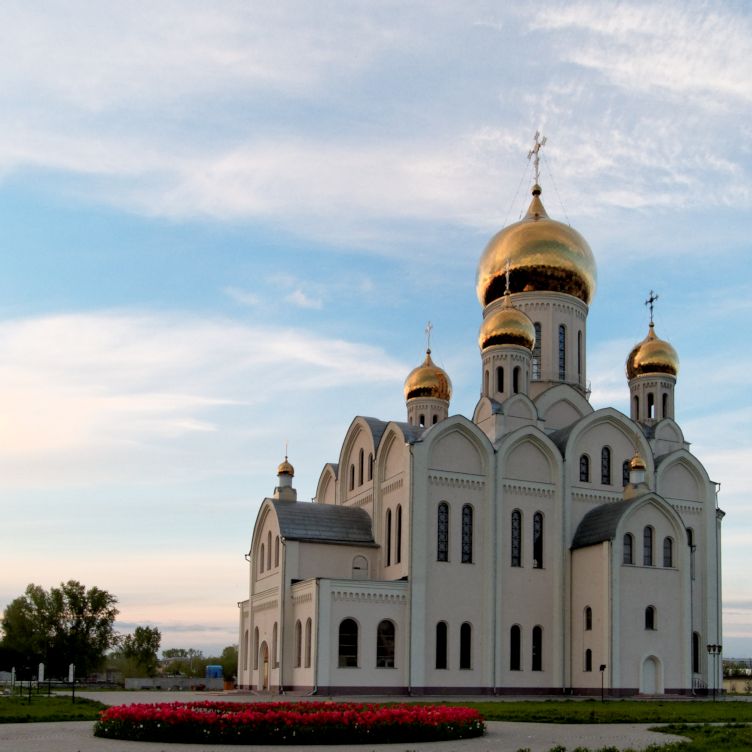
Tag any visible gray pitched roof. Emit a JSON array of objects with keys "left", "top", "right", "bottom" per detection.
[
  {"left": 392, "top": 421, "right": 425, "bottom": 444},
  {"left": 275, "top": 501, "right": 376, "bottom": 546},
  {"left": 360, "top": 416, "right": 389, "bottom": 451},
  {"left": 571, "top": 498, "right": 639, "bottom": 550}
]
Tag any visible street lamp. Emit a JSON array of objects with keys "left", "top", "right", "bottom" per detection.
[
  {"left": 706, "top": 643, "right": 722, "bottom": 701},
  {"left": 599, "top": 664, "right": 607, "bottom": 703}
]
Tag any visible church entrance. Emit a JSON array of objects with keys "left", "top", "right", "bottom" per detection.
[
  {"left": 640, "top": 656, "right": 663, "bottom": 695},
  {"left": 260, "top": 642, "right": 269, "bottom": 691}
]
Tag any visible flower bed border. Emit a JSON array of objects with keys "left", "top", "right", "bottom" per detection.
[{"left": 93, "top": 700, "right": 485, "bottom": 745}]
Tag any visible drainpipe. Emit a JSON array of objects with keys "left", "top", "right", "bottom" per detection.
[{"left": 279, "top": 537, "right": 287, "bottom": 695}]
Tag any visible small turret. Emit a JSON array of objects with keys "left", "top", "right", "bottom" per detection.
[
  {"left": 623, "top": 451, "right": 649, "bottom": 500},
  {"left": 273, "top": 455, "right": 297, "bottom": 501}
]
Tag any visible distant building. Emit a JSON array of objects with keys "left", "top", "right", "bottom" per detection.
[{"left": 238, "top": 174, "right": 723, "bottom": 696}]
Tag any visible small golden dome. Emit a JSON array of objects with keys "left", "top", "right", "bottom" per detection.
[
  {"left": 277, "top": 457, "right": 295, "bottom": 477},
  {"left": 476, "top": 185, "right": 597, "bottom": 307},
  {"left": 629, "top": 451, "right": 647, "bottom": 471},
  {"left": 479, "top": 293, "right": 536, "bottom": 351},
  {"left": 626, "top": 323, "right": 679, "bottom": 379},
  {"left": 404, "top": 349, "right": 452, "bottom": 402}
]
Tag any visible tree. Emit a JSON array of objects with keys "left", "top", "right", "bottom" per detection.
[
  {"left": 0, "top": 580, "right": 118, "bottom": 678},
  {"left": 217, "top": 645, "right": 238, "bottom": 681},
  {"left": 120, "top": 626, "right": 161, "bottom": 677}
]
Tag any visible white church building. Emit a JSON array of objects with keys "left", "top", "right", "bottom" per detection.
[{"left": 237, "top": 164, "right": 723, "bottom": 696}]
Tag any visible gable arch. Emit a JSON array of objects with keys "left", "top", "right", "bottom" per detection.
[
  {"left": 337, "top": 416, "right": 385, "bottom": 500},
  {"left": 249, "top": 501, "right": 280, "bottom": 570},
  {"left": 504, "top": 393, "right": 538, "bottom": 421},
  {"left": 615, "top": 494, "right": 689, "bottom": 556},
  {"left": 534, "top": 383, "right": 593, "bottom": 428},
  {"left": 655, "top": 449, "right": 712, "bottom": 504},
  {"left": 315, "top": 463, "right": 338, "bottom": 505},
  {"left": 420, "top": 415, "right": 494, "bottom": 476},
  {"left": 654, "top": 418, "right": 685, "bottom": 445},
  {"left": 497, "top": 426, "right": 562, "bottom": 485}
]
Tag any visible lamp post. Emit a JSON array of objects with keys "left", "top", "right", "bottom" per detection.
[
  {"left": 706, "top": 644, "right": 722, "bottom": 701},
  {"left": 599, "top": 664, "right": 607, "bottom": 703}
]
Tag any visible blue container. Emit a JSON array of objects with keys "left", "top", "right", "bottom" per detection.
[{"left": 205, "top": 665, "right": 223, "bottom": 679}]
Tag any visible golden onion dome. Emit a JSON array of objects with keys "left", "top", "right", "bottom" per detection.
[
  {"left": 479, "top": 293, "right": 536, "bottom": 351},
  {"left": 626, "top": 323, "right": 679, "bottom": 380},
  {"left": 476, "top": 185, "right": 597, "bottom": 307},
  {"left": 277, "top": 457, "right": 295, "bottom": 477},
  {"left": 629, "top": 451, "right": 647, "bottom": 471},
  {"left": 404, "top": 349, "right": 452, "bottom": 402}
]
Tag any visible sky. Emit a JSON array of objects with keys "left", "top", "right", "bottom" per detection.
[{"left": 1, "top": 1, "right": 751, "bottom": 659}]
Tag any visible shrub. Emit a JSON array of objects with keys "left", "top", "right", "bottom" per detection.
[{"left": 93, "top": 700, "right": 485, "bottom": 745}]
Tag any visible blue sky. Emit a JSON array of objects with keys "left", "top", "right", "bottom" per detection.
[{"left": 1, "top": 1, "right": 751, "bottom": 658}]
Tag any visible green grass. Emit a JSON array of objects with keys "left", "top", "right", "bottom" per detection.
[
  {"left": 0, "top": 694, "right": 106, "bottom": 723},
  {"left": 448, "top": 699, "right": 752, "bottom": 724}
]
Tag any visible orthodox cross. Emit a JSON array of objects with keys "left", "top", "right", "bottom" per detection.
[
  {"left": 645, "top": 290, "right": 659, "bottom": 325},
  {"left": 425, "top": 321, "right": 433, "bottom": 352},
  {"left": 284, "top": 439, "right": 289, "bottom": 461},
  {"left": 504, "top": 259, "right": 512, "bottom": 296},
  {"left": 527, "top": 130, "right": 547, "bottom": 184}
]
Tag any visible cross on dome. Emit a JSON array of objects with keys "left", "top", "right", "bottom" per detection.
[
  {"left": 645, "top": 290, "right": 659, "bottom": 325},
  {"left": 527, "top": 130, "right": 547, "bottom": 185},
  {"left": 425, "top": 321, "right": 433, "bottom": 352}
]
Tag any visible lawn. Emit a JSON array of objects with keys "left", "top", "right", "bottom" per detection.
[{"left": 0, "top": 694, "right": 106, "bottom": 723}]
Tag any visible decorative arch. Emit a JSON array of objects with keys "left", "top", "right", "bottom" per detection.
[
  {"left": 419, "top": 415, "right": 494, "bottom": 477},
  {"left": 315, "top": 463, "right": 338, "bottom": 505},
  {"left": 497, "top": 426, "right": 562, "bottom": 486},
  {"left": 503, "top": 392, "right": 538, "bottom": 421},
  {"left": 337, "top": 417, "right": 385, "bottom": 500},
  {"left": 533, "top": 383, "right": 593, "bottom": 425},
  {"left": 655, "top": 450, "right": 711, "bottom": 505}
]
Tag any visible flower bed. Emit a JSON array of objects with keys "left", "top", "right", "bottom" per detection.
[{"left": 93, "top": 700, "right": 485, "bottom": 745}]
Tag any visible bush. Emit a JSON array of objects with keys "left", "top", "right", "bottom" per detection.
[{"left": 93, "top": 700, "right": 485, "bottom": 745}]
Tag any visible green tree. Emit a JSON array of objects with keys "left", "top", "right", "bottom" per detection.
[
  {"left": 0, "top": 581, "right": 118, "bottom": 678},
  {"left": 120, "top": 626, "right": 161, "bottom": 676},
  {"left": 217, "top": 645, "right": 238, "bottom": 681}
]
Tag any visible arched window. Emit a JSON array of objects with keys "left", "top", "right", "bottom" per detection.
[
  {"left": 338, "top": 618, "right": 358, "bottom": 667},
  {"left": 460, "top": 622, "right": 472, "bottom": 669},
  {"left": 274, "top": 536, "right": 280, "bottom": 567},
  {"left": 259, "top": 545, "right": 265, "bottom": 574},
  {"left": 419, "top": 414, "right": 425, "bottom": 427},
  {"left": 662, "top": 393, "right": 669, "bottom": 418},
  {"left": 532, "top": 323, "right": 542, "bottom": 380},
  {"left": 349, "top": 464, "right": 355, "bottom": 491},
  {"left": 577, "top": 330, "right": 582, "bottom": 379},
  {"left": 558, "top": 324, "right": 566, "bottom": 380},
  {"left": 622, "top": 460, "right": 630, "bottom": 487},
  {"left": 461, "top": 504, "right": 473, "bottom": 563},
  {"left": 396, "top": 505, "right": 403, "bottom": 564},
  {"left": 437, "top": 502, "right": 449, "bottom": 562},
  {"left": 304, "top": 618, "right": 312, "bottom": 668},
  {"left": 623, "top": 533, "right": 634, "bottom": 565},
  {"left": 497, "top": 366, "right": 504, "bottom": 393},
  {"left": 692, "top": 632, "right": 700, "bottom": 673},
  {"left": 352, "top": 555, "right": 369, "bottom": 579},
  {"left": 367, "top": 453, "right": 373, "bottom": 481},
  {"left": 272, "top": 623, "right": 278, "bottom": 668},
  {"left": 533, "top": 512, "right": 543, "bottom": 568},
  {"left": 267, "top": 531, "right": 272, "bottom": 570},
  {"left": 244, "top": 629, "right": 249, "bottom": 669},
  {"left": 687, "top": 527, "right": 694, "bottom": 547},
  {"left": 432, "top": 414, "right": 438, "bottom": 424},
  {"left": 643, "top": 526, "right": 654, "bottom": 566},
  {"left": 294, "top": 620, "right": 302, "bottom": 667},
  {"left": 585, "top": 648, "right": 592, "bottom": 672},
  {"left": 645, "top": 606, "right": 656, "bottom": 630},
  {"left": 511, "top": 509, "right": 522, "bottom": 567},
  {"left": 601, "top": 447, "right": 611, "bottom": 484},
  {"left": 513, "top": 366, "right": 520, "bottom": 393},
  {"left": 376, "top": 620, "right": 396, "bottom": 668},
  {"left": 385, "top": 509, "right": 392, "bottom": 566},
  {"left": 579, "top": 454, "right": 590, "bottom": 482},
  {"left": 663, "top": 537, "right": 673, "bottom": 567},
  {"left": 484, "top": 370, "right": 489, "bottom": 394},
  {"left": 647, "top": 392, "right": 655, "bottom": 419},
  {"left": 532, "top": 626, "right": 542, "bottom": 671},
  {"left": 510, "top": 625, "right": 521, "bottom": 671},
  {"left": 633, "top": 395, "right": 640, "bottom": 419},
  {"left": 253, "top": 627, "right": 259, "bottom": 670},
  {"left": 358, "top": 449, "right": 364, "bottom": 486},
  {"left": 585, "top": 606, "right": 592, "bottom": 631},
  {"left": 435, "top": 621, "right": 448, "bottom": 669}
]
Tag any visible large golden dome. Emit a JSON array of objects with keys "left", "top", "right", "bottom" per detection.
[
  {"left": 479, "top": 293, "right": 536, "bottom": 351},
  {"left": 404, "top": 349, "right": 452, "bottom": 402},
  {"left": 476, "top": 185, "right": 596, "bottom": 307},
  {"left": 626, "top": 323, "right": 679, "bottom": 379}
]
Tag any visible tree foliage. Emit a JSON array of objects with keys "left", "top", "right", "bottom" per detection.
[
  {"left": 0, "top": 580, "right": 118, "bottom": 678},
  {"left": 120, "top": 626, "right": 161, "bottom": 676}
]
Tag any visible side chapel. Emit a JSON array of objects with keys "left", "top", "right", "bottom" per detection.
[{"left": 237, "top": 145, "right": 723, "bottom": 696}]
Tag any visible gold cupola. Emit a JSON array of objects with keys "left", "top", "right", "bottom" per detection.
[
  {"left": 404, "top": 349, "right": 452, "bottom": 402},
  {"left": 479, "top": 291, "right": 536, "bottom": 351},
  {"left": 626, "top": 323, "right": 679, "bottom": 379},
  {"left": 277, "top": 457, "right": 295, "bottom": 477},
  {"left": 476, "top": 184, "right": 597, "bottom": 307}
]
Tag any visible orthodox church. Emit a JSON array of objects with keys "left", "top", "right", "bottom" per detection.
[{"left": 237, "top": 152, "right": 723, "bottom": 696}]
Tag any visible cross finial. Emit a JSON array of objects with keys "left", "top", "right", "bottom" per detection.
[
  {"left": 284, "top": 439, "right": 288, "bottom": 461},
  {"left": 504, "top": 259, "right": 511, "bottom": 296},
  {"left": 527, "top": 130, "right": 547, "bottom": 185},
  {"left": 425, "top": 321, "right": 433, "bottom": 353},
  {"left": 645, "top": 290, "right": 659, "bottom": 325}
]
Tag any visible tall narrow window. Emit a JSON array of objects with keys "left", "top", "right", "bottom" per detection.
[
  {"left": 687, "top": 527, "right": 695, "bottom": 579},
  {"left": 376, "top": 620, "right": 395, "bottom": 668},
  {"left": 513, "top": 366, "right": 520, "bottom": 393},
  {"left": 272, "top": 623, "right": 278, "bottom": 668},
  {"left": 396, "top": 505, "right": 402, "bottom": 564},
  {"left": 437, "top": 502, "right": 449, "bottom": 562},
  {"left": 579, "top": 454, "right": 590, "bottom": 482},
  {"left": 460, "top": 622, "right": 472, "bottom": 669},
  {"left": 349, "top": 464, "right": 355, "bottom": 491},
  {"left": 633, "top": 395, "right": 640, "bottom": 419},
  {"left": 510, "top": 625, "right": 521, "bottom": 670},
  {"left": 647, "top": 392, "right": 655, "bottom": 419},
  {"left": 532, "top": 626, "right": 542, "bottom": 671},
  {"left": 254, "top": 627, "right": 259, "bottom": 670},
  {"left": 533, "top": 512, "right": 543, "bottom": 568},
  {"left": 338, "top": 618, "right": 358, "bottom": 667},
  {"left": 643, "top": 526, "right": 654, "bottom": 566},
  {"left": 585, "top": 648, "right": 592, "bottom": 672},
  {"left": 622, "top": 460, "right": 630, "bottom": 487},
  {"left": 532, "top": 323, "right": 542, "bottom": 380},
  {"left": 577, "top": 330, "right": 582, "bottom": 379},
  {"left": 645, "top": 606, "right": 655, "bottom": 630},
  {"left": 663, "top": 537, "right": 673, "bottom": 567},
  {"left": 304, "top": 618, "right": 312, "bottom": 668},
  {"left": 274, "top": 536, "right": 280, "bottom": 567},
  {"left": 358, "top": 449, "right": 364, "bottom": 485},
  {"left": 435, "top": 622, "right": 448, "bottom": 669},
  {"left": 267, "top": 531, "right": 272, "bottom": 570},
  {"left": 623, "top": 533, "right": 634, "bottom": 565},
  {"left": 461, "top": 504, "right": 473, "bottom": 563},
  {"left": 558, "top": 324, "right": 566, "bottom": 380},
  {"left": 692, "top": 632, "right": 700, "bottom": 673},
  {"left": 260, "top": 545, "right": 265, "bottom": 574},
  {"left": 295, "top": 620, "right": 302, "bottom": 667},
  {"left": 511, "top": 509, "right": 522, "bottom": 567},
  {"left": 585, "top": 606, "right": 592, "bottom": 631},
  {"left": 244, "top": 629, "right": 249, "bottom": 669},
  {"left": 662, "top": 393, "right": 669, "bottom": 418},
  {"left": 484, "top": 370, "right": 489, "bottom": 394},
  {"left": 419, "top": 414, "right": 425, "bottom": 427},
  {"left": 601, "top": 447, "right": 611, "bottom": 485},
  {"left": 368, "top": 453, "right": 373, "bottom": 481},
  {"left": 385, "top": 509, "right": 392, "bottom": 566},
  {"left": 497, "top": 366, "right": 504, "bottom": 393},
  {"left": 432, "top": 414, "right": 438, "bottom": 424}
]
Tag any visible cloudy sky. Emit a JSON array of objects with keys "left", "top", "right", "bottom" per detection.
[{"left": 1, "top": 1, "right": 751, "bottom": 659}]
